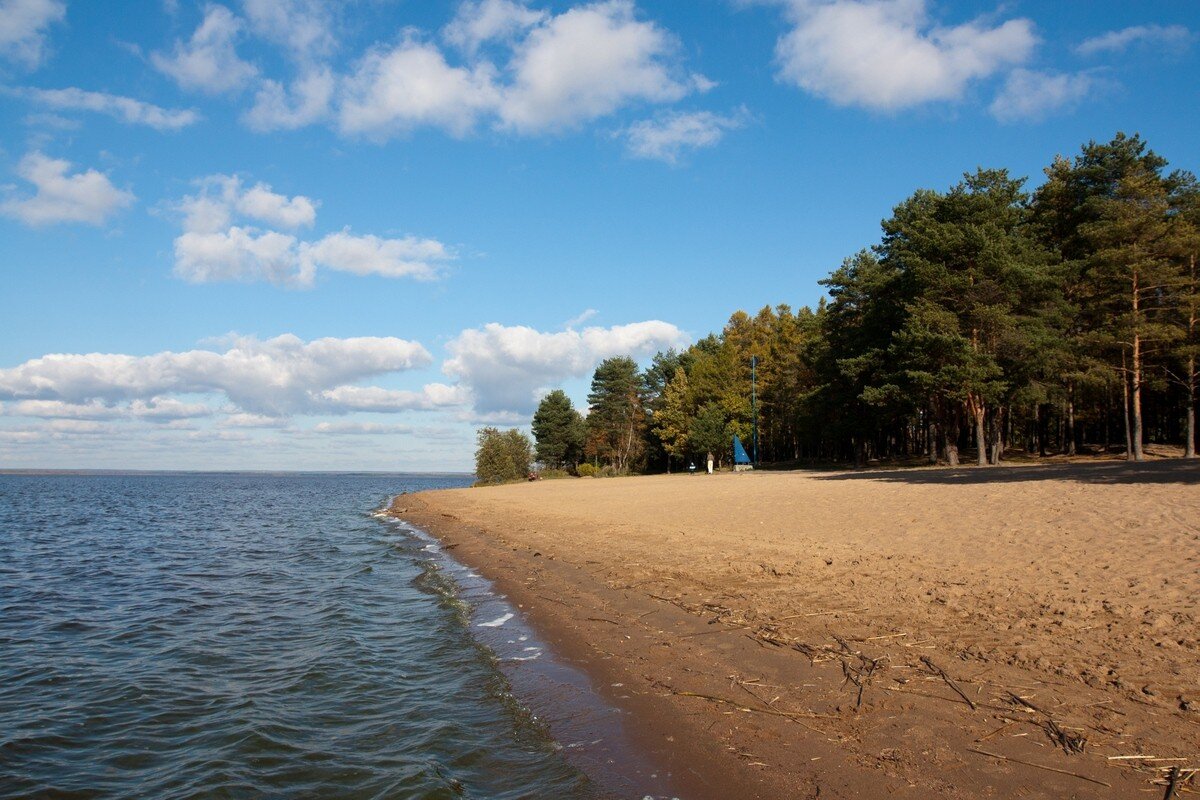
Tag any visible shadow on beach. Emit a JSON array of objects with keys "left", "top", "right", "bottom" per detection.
[{"left": 813, "top": 458, "right": 1200, "bottom": 486}]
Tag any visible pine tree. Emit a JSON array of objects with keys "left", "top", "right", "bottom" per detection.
[
  {"left": 585, "top": 357, "right": 646, "bottom": 472},
  {"left": 531, "top": 389, "right": 585, "bottom": 469}
]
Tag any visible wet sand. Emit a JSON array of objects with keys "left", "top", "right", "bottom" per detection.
[{"left": 390, "top": 461, "right": 1200, "bottom": 798}]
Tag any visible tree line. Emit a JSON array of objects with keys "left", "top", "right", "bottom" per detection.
[{"left": 478, "top": 133, "right": 1198, "bottom": 481}]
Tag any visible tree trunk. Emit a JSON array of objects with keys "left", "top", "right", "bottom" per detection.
[
  {"left": 1130, "top": 268, "right": 1145, "bottom": 462},
  {"left": 1121, "top": 353, "right": 1133, "bottom": 462},
  {"left": 966, "top": 395, "right": 987, "bottom": 467},
  {"left": 1187, "top": 254, "right": 1197, "bottom": 459},
  {"left": 1065, "top": 382, "right": 1077, "bottom": 456},
  {"left": 943, "top": 415, "right": 960, "bottom": 467}
]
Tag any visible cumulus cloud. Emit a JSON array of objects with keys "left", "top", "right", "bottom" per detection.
[
  {"left": 989, "top": 69, "right": 1095, "bottom": 123},
  {"left": 1076, "top": 24, "right": 1192, "bottom": 57},
  {"left": 336, "top": 1, "right": 703, "bottom": 139},
  {"left": 21, "top": 87, "right": 200, "bottom": 130},
  {"left": 0, "top": 0, "right": 64, "bottom": 67},
  {"left": 443, "top": 320, "right": 687, "bottom": 414},
  {"left": 622, "top": 108, "right": 748, "bottom": 163},
  {"left": 1, "top": 152, "right": 134, "bottom": 226},
  {"left": 244, "top": 68, "right": 334, "bottom": 131},
  {"left": 314, "top": 383, "right": 469, "bottom": 412},
  {"left": 444, "top": 0, "right": 546, "bottom": 54},
  {"left": 242, "top": 0, "right": 337, "bottom": 59},
  {"left": 339, "top": 38, "right": 501, "bottom": 138},
  {"left": 769, "top": 0, "right": 1036, "bottom": 111},
  {"left": 171, "top": 174, "right": 453, "bottom": 286},
  {"left": 0, "top": 334, "right": 433, "bottom": 416},
  {"left": 152, "top": 5, "right": 258, "bottom": 94},
  {"left": 498, "top": 0, "right": 699, "bottom": 132}
]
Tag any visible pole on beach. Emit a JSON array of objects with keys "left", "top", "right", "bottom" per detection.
[{"left": 751, "top": 355, "right": 759, "bottom": 466}]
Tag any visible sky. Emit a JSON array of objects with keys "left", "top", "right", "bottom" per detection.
[{"left": 0, "top": 0, "right": 1196, "bottom": 471}]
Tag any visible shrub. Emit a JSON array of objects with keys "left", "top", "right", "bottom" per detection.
[
  {"left": 474, "top": 427, "right": 533, "bottom": 485},
  {"left": 576, "top": 463, "right": 599, "bottom": 478}
]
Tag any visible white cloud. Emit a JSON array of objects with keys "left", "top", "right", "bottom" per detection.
[
  {"left": 175, "top": 226, "right": 310, "bottom": 285},
  {"left": 770, "top": 0, "right": 1036, "bottom": 111},
  {"left": 22, "top": 87, "right": 200, "bottom": 130},
  {"left": 3, "top": 398, "right": 214, "bottom": 421},
  {"left": 0, "top": 0, "right": 64, "bottom": 67},
  {"left": 171, "top": 174, "right": 453, "bottom": 286},
  {"left": 242, "top": 0, "right": 336, "bottom": 59},
  {"left": 0, "top": 334, "right": 433, "bottom": 416},
  {"left": 444, "top": 320, "right": 687, "bottom": 414},
  {"left": 315, "top": 383, "right": 469, "bottom": 412},
  {"left": 989, "top": 69, "right": 1095, "bottom": 123},
  {"left": 623, "top": 108, "right": 748, "bottom": 163},
  {"left": 301, "top": 231, "right": 450, "bottom": 280},
  {"left": 152, "top": 5, "right": 258, "bottom": 94},
  {"left": 335, "top": 1, "right": 701, "bottom": 139},
  {"left": 1, "top": 152, "right": 134, "bottom": 226},
  {"left": 1076, "top": 24, "right": 1192, "bottom": 57},
  {"left": 339, "top": 38, "right": 501, "bottom": 138},
  {"left": 499, "top": 0, "right": 698, "bottom": 132},
  {"left": 244, "top": 68, "right": 334, "bottom": 131},
  {"left": 444, "top": 0, "right": 546, "bottom": 54}
]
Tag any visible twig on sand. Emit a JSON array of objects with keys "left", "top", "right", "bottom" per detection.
[
  {"left": 671, "top": 690, "right": 835, "bottom": 721},
  {"left": 920, "top": 655, "right": 977, "bottom": 710},
  {"left": 966, "top": 747, "right": 1111, "bottom": 788},
  {"left": 1007, "top": 691, "right": 1087, "bottom": 755},
  {"left": 586, "top": 617, "right": 620, "bottom": 625},
  {"left": 1163, "top": 766, "right": 1181, "bottom": 800},
  {"left": 778, "top": 607, "right": 868, "bottom": 619}
]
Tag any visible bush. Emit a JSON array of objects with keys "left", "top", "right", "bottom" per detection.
[
  {"left": 474, "top": 427, "right": 533, "bottom": 485},
  {"left": 576, "top": 463, "right": 599, "bottom": 478},
  {"left": 537, "top": 468, "right": 573, "bottom": 480}
]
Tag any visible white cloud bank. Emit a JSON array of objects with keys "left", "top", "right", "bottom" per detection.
[
  {"left": 1, "top": 152, "right": 134, "bottom": 226},
  {"left": 1076, "top": 24, "right": 1192, "bottom": 57},
  {"left": 0, "top": 0, "right": 64, "bottom": 67},
  {"left": 22, "top": 87, "right": 200, "bottom": 130},
  {"left": 444, "top": 320, "right": 687, "bottom": 414},
  {"left": 0, "top": 334, "right": 434, "bottom": 417},
  {"left": 204, "top": 0, "right": 710, "bottom": 140},
  {"left": 172, "top": 174, "right": 453, "bottom": 286},
  {"left": 768, "top": 0, "right": 1036, "bottom": 111}
]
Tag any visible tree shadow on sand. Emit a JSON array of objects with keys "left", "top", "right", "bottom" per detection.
[{"left": 812, "top": 459, "right": 1200, "bottom": 486}]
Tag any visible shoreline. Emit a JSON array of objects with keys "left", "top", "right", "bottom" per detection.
[
  {"left": 390, "top": 462, "right": 1200, "bottom": 799},
  {"left": 374, "top": 503, "right": 690, "bottom": 799}
]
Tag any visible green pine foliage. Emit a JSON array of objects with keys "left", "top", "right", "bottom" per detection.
[
  {"left": 521, "top": 132, "right": 1198, "bottom": 475},
  {"left": 531, "top": 389, "right": 585, "bottom": 469}
]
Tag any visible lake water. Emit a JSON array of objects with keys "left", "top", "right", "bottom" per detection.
[{"left": 0, "top": 473, "right": 642, "bottom": 799}]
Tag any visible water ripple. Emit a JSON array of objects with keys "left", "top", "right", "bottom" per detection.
[{"left": 0, "top": 473, "right": 603, "bottom": 800}]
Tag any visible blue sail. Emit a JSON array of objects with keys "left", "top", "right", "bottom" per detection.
[{"left": 732, "top": 435, "right": 751, "bottom": 465}]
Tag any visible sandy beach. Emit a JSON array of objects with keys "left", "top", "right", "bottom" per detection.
[{"left": 391, "top": 461, "right": 1200, "bottom": 799}]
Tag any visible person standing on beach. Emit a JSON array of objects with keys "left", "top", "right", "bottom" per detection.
[{"left": 706, "top": 452, "right": 714, "bottom": 474}]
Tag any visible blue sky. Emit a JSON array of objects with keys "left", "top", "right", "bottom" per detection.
[{"left": 1, "top": 0, "right": 1196, "bottom": 471}]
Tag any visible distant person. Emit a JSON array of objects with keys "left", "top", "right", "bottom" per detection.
[
  {"left": 706, "top": 452, "right": 714, "bottom": 474},
  {"left": 689, "top": 461, "right": 696, "bottom": 475}
]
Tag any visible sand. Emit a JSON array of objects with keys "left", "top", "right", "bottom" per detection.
[{"left": 390, "top": 460, "right": 1200, "bottom": 799}]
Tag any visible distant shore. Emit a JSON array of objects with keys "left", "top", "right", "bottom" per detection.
[{"left": 391, "top": 461, "right": 1200, "bottom": 799}]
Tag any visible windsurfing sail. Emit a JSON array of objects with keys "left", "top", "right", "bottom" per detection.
[{"left": 732, "top": 435, "right": 751, "bottom": 466}]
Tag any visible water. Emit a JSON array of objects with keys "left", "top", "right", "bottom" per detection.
[{"left": 0, "top": 473, "right": 620, "bottom": 799}]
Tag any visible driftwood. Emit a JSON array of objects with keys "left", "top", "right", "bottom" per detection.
[{"left": 1006, "top": 691, "right": 1087, "bottom": 755}]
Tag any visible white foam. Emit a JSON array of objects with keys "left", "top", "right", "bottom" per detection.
[{"left": 477, "top": 612, "right": 513, "bottom": 628}]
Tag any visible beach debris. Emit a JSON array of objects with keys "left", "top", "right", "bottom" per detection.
[
  {"left": 1006, "top": 691, "right": 1086, "bottom": 754},
  {"left": 919, "top": 655, "right": 977, "bottom": 710},
  {"left": 966, "top": 747, "right": 1111, "bottom": 788}
]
